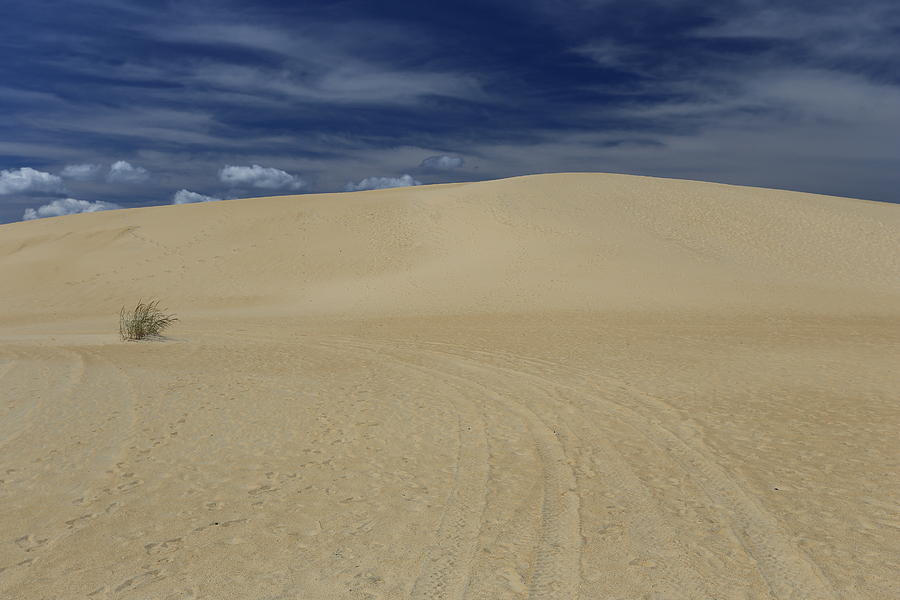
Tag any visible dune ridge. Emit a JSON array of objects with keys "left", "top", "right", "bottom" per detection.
[
  {"left": 2, "top": 173, "right": 898, "bottom": 320},
  {"left": 1, "top": 173, "right": 898, "bottom": 599}
]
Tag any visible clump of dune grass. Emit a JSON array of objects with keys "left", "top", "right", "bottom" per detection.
[{"left": 119, "top": 299, "right": 177, "bottom": 341}]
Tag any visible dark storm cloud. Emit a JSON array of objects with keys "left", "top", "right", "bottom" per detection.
[{"left": 0, "top": 0, "right": 897, "bottom": 221}]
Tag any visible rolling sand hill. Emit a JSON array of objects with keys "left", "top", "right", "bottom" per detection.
[{"left": 0, "top": 173, "right": 898, "bottom": 599}]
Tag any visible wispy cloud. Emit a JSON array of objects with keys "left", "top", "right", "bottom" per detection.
[
  {"left": 149, "top": 21, "right": 485, "bottom": 105},
  {"left": 61, "top": 163, "right": 102, "bottom": 180},
  {"left": 420, "top": 155, "right": 465, "bottom": 170},
  {"left": 1, "top": 0, "right": 899, "bottom": 222}
]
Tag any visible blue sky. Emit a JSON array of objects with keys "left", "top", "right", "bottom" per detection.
[{"left": 1, "top": 0, "right": 899, "bottom": 222}]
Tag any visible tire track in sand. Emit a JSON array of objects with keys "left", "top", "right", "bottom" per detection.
[
  {"left": 315, "top": 338, "right": 491, "bottom": 600},
  {"left": 411, "top": 339, "right": 839, "bottom": 600},
  {"left": 325, "top": 337, "right": 583, "bottom": 600},
  {"left": 409, "top": 411, "right": 490, "bottom": 600},
  {"left": 0, "top": 350, "right": 16, "bottom": 384},
  {"left": 413, "top": 344, "right": 716, "bottom": 599},
  {"left": 0, "top": 346, "right": 86, "bottom": 451}
]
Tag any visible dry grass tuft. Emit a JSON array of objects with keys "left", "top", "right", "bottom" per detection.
[{"left": 119, "top": 299, "right": 177, "bottom": 341}]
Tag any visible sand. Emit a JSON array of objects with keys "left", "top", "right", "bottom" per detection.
[{"left": 0, "top": 173, "right": 897, "bottom": 599}]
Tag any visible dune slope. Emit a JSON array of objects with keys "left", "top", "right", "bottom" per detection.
[{"left": 0, "top": 173, "right": 898, "bottom": 599}]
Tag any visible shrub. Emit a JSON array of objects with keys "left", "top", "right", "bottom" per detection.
[{"left": 119, "top": 299, "right": 177, "bottom": 341}]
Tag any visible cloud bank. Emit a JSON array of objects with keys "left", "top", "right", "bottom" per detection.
[
  {"left": 107, "top": 160, "right": 150, "bottom": 183},
  {"left": 345, "top": 174, "right": 421, "bottom": 192},
  {"left": 0, "top": 167, "right": 64, "bottom": 195},
  {"left": 22, "top": 197, "right": 121, "bottom": 220},
  {"left": 172, "top": 189, "right": 222, "bottom": 204}
]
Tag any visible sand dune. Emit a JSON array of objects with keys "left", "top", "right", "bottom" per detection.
[{"left": 0, "top": 173, "right": 898, "bottom": 599}]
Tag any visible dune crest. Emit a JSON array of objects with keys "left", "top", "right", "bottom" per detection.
[{"left": 2, "top": 173, "right": 898, "bottom": 319}]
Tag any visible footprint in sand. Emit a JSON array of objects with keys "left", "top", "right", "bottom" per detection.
[
  {"left": 0, "top": 557, "right": 37, "bottom": 574},
  {"left": 248, "top": 484, "right": 279, "bottom": 496},
  {"left": 192, "top": 517, "right": 248, "bottom": 533},
  {"left": 145, "top": 538, "right": 184, "bottom": 555},
  {"left": 116, "top": 479, "right": 143, "bottom": 492},
  {"left": 113, "top": 569, "right": 166, "bottom": 593},
  {"left": 15, "top": 534, "right": 49, "bottom": 552},
  {"left": 65, "top": 513, "right": 98, "bottom": 530}
]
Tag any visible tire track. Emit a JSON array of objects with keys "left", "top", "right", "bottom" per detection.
[
  {"left": 407, "top": 339, "right": 839, "bottom": 600},
  {"left": 325, "top": 337, "right": 583, "bottom": 600},
  {"left": 211, "top": 331, "right": 540, "bottom": 599},
  {"left": 519, "top": 404, "right": 582, "bottom": 600},
  {"left": 0, "top": 351, "right": 16, "bottom": 384},
  {"left": 0, "top": 342, "right": 149, "bottom": 600},
  {"left": 411, "top": 343, "right": 719, "bottom": 599},
  {"left": 189, "top": 330, "right": 837, "bottom": 597},
  {"left": 463, "top": 479, "right": 543, "bottom": 600},
  {"left": 315, "top": 338, "right": 491, "bottom": 600},
  {"left": 0, "top": 346, "right": 86, "bottom": 451},
  {"left": 409, "top": 411, "right": 490, "bottom": 600}
]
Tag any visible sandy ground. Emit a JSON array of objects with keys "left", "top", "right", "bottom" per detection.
[{"left": 0, "top": 173, "right": 898, "bottom": 599}]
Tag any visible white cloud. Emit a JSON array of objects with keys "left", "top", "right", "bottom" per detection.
[
  {"left": 172, "top": 189, "right": 221, "bottom": 204},
  {"left": 219, "top": 164, "right": 306, "bottom": 190},
  {"left": 0, "top": 167, "right": 65, "bottom": 195},
  {"left": 344, "top": 174, "right": 421, "bottom": 192},
  {"left": 61, "top": 163, "right": 102, "bottom": 180},
  {"left": 107, "top": 160, "right": 150, "bottom": 183},
  {"left": 420, "top": 155, "right": 464, "bottom": 170},
  {"left": 22, "top": 198, "right": 121, "bottom": 221}
]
